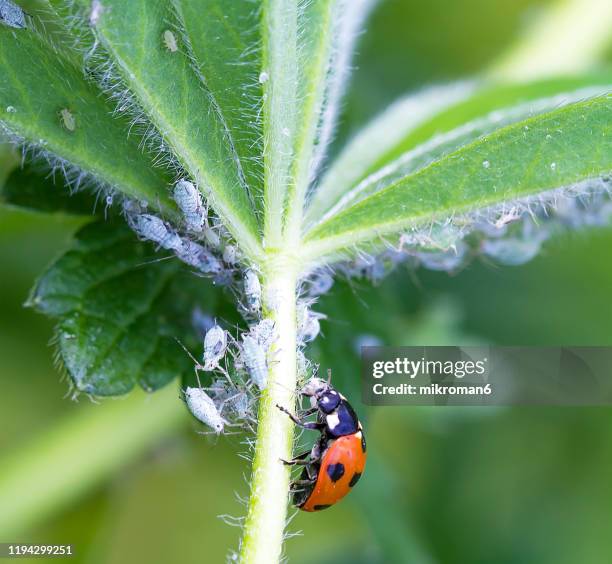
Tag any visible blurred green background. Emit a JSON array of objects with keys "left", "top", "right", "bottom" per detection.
[{"left": 2, "top": 0, "right": 612, "bottom": 562}]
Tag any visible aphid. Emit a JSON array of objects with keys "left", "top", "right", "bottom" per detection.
[
  {"left": 307, "top": 271, "right": 334, "bottom": 297},
  {"left": 203, "top": 227, "right": 221, "bottom": 249},
  {"left": 278, "top": 376, "right": 367, "bottom": 512},
  {"left": 241, "top": 335, "right": 267, "bottom": 390},
  {"left": 173, "top": 179, "right": 205, "bottom": 232},
  {"left": 0, "top": 0, "right": 26, "bottom": 29},
  {"left": 222, "top": 244, "right": 238, "bottom": 266},
  {"left": 59, "top": 109, "right": 76, "bottom": 132},
  {"left": 228, "top": 391, "right": 251, "bottom": 420},
  {"left": 494, "top": 208, "right": 522, "bottom": 230},
  {"left": 177, "top": 239, "right": 222, "bottom": 274},
  {"left": 212, "top": 269, "right": 234, "bottom": 287},
  {"left": 203, "top": 323, "right": 228, "bottom": 371},
  {"left": 481, "top": 224, "right": 549, "bottom": 266},
  {"left": 301, "top": 314, "right": 321, "bottom": 343},
  {"left": 296, "top": 350, "right": 310, "bottom": 379},
  {"left": 163, "top": 29, "right": 178, "bottom": 53},
  {"left": 382, "top": 247, "right": 410, "bottom": 267},
  {"left": 122, "top": 199, "right": 145, "bottom": 215},
  {"left": 209, "top": 379, "right": 252, "bottom": 421},
  {"left": 89, "top": 0, "right": 103, "bottom": 26},
  {"left": 243, "top": 269, "right": 261, "bottom": 313},
  {"left": 128, "top": 213, "right": 182, "bottom": 251},
  {"left": 249, "top": 318, "right": 276, "bottom": 350},
  {"left": 297, "top": 303, "right": 325, "bottom": 343},
  {"left": 338, "top": 256, "right": 372, "bottom": 278},
  {"left": 364, "top": 258, "right": 387, "bottom": 284},
  {"left": 184, "top": 387, "right": 227, "bottom": 434},
  {"left": 417, "top": 242, "right": 469, "bottom": 272}
]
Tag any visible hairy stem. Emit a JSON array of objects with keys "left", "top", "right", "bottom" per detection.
[
  {"left": 240, "top": 264, "right": 298, "bottom": 564},
  {"left": 262, "top": 0, "right": 299, "bottom": 249}
]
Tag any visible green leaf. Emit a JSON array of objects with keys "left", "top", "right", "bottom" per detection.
[
  {"left": 1, "top": 165, "right": 99, "bottom": 215},
  {"left": 262, "top": 0, "right": 372, "bottom": 245},
  {"left": 303, "top": 95, "right": 612, "bottom": 261},
  {"left": 171, "top": 0, "right": 263, "bottom": 200},
  {"left": 0, "top": 136, "right": 19, "bottom": 186},
  {"left": 0, "top": 26, "right": 175, "bottom": 211},
  {"left": 76, "top": 0, "right": 262, "bottom": 259},
  {"left": 307, "top": 75, "right": 612, "bottom": 224},
  {"left": 306, "top": 81, "right": 475, "bottom": 224},
  {"left": 28, "top": 221, "right": 227, "bottom": 396}
]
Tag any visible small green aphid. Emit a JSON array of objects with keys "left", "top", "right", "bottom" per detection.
[
  {"left": 59, "top": 108, "right": 76, "bottom": 132},
  {"left": 163, "top": 30, "right": 178, "bottom": 53}
]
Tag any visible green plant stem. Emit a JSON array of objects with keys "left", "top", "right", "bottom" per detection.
[
  {"left": 0, "top": 385, "right": 186, "bottom": 538},
  {"left": 490, "top": 0, "right": 612, "bottom": 80},
  {"left": 240, "top": 264, "right": 298, "bottom": 564}
]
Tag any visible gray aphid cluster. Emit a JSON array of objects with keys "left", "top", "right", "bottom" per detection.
[
  {"left": 183, "top": 316, "right": 278, "bottom": 433},
  {"left": 123, "top": 179, "right": 238, "bottom": 281},
  {"left": 337, "top": 178, "right": 612, "bottom": 283}
]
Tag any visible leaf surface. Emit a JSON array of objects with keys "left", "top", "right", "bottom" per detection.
[
  {"left": 29, "top": 222, "right": 227, "bottom": 396},
  {"left": 77, "top": 0, "right": 262, "bottom": 257},
  {"left": 307, "top": 76, "right": 612, "bottom": 225},
  {"left": 304, "top": 95, "right": 612, "bottom": 260},
  {"left": 0, "top": 26, "right": 174, "bottom": 210}
]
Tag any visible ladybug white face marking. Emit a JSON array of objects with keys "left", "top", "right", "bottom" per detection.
[
  {"left": 319, "top": 390, "right": 340, "bottom": 413},
  {"left": 326, "top": 412, "right": 340, "bottom": 431}
]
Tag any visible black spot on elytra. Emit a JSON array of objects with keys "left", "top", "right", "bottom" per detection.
[
  {"left": 361, "top": 434, "right": 367, "bottom": 453},
  {"left": 326, "top": 462, "right": 345, "bottom": 482},
  {"left": 349, "top": 472, "right": 362, "bottom": 487},
  {"left": 314, "top": 504, "right": 331, "bottom": 511}
]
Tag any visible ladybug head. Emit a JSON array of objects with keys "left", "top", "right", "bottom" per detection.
[{"left": 301, "top": 377, "right": 340, "bottom": 414}]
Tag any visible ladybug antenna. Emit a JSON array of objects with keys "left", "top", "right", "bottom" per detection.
[{"left": 327, "top": 368, "right": 332, "bottom": 384}]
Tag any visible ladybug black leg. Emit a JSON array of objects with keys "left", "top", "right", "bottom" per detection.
[
  {"left": 290, "top": 478, "right": 317, "bottom": 487},
  {"left": 280, "top": 449, "right": 311, "bottom": 466},
  {"left": 297, "top": 406, "right": 318, "bottom": 417},
  {"left": 284, "top": 459, "right": 314, "bottom": 466},
  {"left": 276, "top": 404, "right": 325, "bottom": 432}
]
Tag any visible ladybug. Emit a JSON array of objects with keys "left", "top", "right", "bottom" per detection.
[{"left": 277, "top": 374, "right": 367, "bottom": 512}]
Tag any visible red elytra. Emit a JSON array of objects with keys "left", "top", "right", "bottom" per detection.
[{"left": 300, "top": 431, "right": 367, "bottom": 512}]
